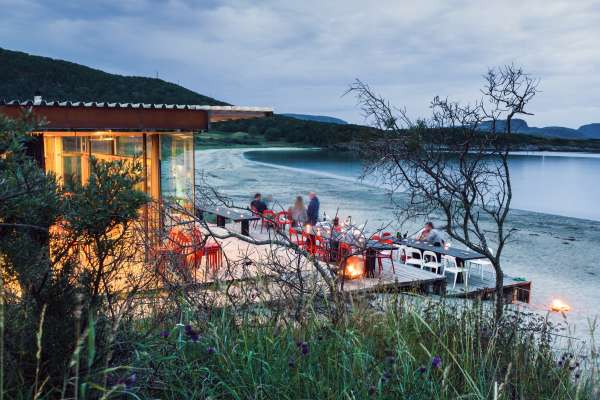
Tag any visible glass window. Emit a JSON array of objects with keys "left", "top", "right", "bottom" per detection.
[
  {"left": 160, "top": 133, "right": 194, "bottom": 204},
  {"left": 62, "top": 137, "right": 85, "bottom": 153},
  {"left": 90, "top": 138, "right": 114, "bottom": 155},
  {"left": 116, "top": 136, "right": 144, "bottom": 157},
  {"left": 63, "top": 156, "right": 82, "bottom": 188}
]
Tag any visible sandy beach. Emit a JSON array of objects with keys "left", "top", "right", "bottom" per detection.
[{"left": 197, "top": 147, "right": 600, "bottom": 337}]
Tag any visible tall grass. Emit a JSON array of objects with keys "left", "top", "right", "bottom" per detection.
[
  {"left": 3, "top": 295, "right": 598, "bottom": 399},
  {"left": 122, "top": 297, "right": 593, "bottom": 399}
]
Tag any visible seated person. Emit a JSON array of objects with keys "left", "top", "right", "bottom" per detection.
[
  {"left": 416, "top": 222, "right": 445, "bottom": 245},
  {"left": 250, "top": 193, "right": 268, "bottom": 214}
]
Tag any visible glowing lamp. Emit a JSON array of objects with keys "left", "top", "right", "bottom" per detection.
[{"left": 550, "top": 299, "right": 571, "bottom": 313}]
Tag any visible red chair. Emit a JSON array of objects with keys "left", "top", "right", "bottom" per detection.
[
  {"left": 167, "top": 229, "right": 191, "bottom": 253},
  {"left": 289, "top": 226, "right": 305, "bottom": 248},
  {"left": 314, "top": 235, "right": 330, "bottom": 261},
  {"left": 186, "top": 227, "right": 223, "bottom": 274},
  {"left": 382, "top": 232, "right": 392, "bottom": 238},
  {"left": 302, "top": 231, "right": 315, "bottom": 255},
  {"left": 165, "top": 229, "right": 195, "bottom": 277},
  {"left": 261, "top": 210, "right": 277, "bottom": 233},
  {"left": 376, "top": 239, "right": 395, "bottom": 274},
  {"left": 276, "top": 211, "right": 292, "bottom": 231},
  {"left": 204, "top": 242, "right": 223, "bottom": 272}
]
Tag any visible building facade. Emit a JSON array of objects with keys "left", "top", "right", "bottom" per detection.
[{"left": 0, "top": 100, "right": 272, "bottom": 208}]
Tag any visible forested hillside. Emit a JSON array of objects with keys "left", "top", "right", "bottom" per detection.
[{"left": 0, "top": 47, "right": 227, "bottom": 105}]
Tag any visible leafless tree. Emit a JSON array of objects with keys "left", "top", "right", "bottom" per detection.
[{"left": 346, "top": 64, "right": 539, "bottom": 320}]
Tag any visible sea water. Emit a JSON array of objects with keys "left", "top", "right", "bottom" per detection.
[{"left": 198, "top": 147, "right": 600, "bottom": 339}]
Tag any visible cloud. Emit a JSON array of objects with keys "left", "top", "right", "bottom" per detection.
[{"left": 1, "top": 0, "right": 599, "bottom": 127}]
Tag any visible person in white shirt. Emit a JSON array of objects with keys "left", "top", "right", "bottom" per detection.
[{"left": 416, "top": 222, "right": 445, "bottom": 245}]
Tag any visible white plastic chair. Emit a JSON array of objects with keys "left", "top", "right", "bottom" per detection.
[
  {"left": 403, "top": 247, "right": 423, "bottom": 268},
  {"left": 422, "top": 250, "right": 441, "bottom": 274},
  {"left": 443, "top": 255, "right": 468, "bottom": 290},
  {"left": 467, "top": 247, "right": 495, "bottom": 280}
]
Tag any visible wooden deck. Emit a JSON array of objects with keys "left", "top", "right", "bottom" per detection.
[
  {"left": 339, "top": 265, "right": 446, "bottom": 296},
  {"left": 172, "top": 222, "right": 531, "bottom": 304},
  {"left": 446, "top": 272, "right": 531, "bottom": 303}
]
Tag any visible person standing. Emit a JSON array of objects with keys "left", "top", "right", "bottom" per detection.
[
  {"left": 289, "top": 196, "right": 308, "bottom": 226},
  {"left": 306, "top": 191, "right": 320, "bottom": 226}
]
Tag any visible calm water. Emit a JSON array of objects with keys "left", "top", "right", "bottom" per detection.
[
  {"left": 200, "top": 148, "right": 600, "bottom": 339},
  {"left": 245, "top": 149, "right": 600, "bottom": 221}
]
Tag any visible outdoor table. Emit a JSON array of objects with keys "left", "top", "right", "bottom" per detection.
[
  {"left": 394, "top": 238, "right": 486, "bottom": 283},
  {"left": 195, "top": 205, "right": 260, "bottom": 236}
]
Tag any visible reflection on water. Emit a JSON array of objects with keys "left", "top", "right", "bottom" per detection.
[{"left": 245, "top": 149, "right": 600, "bottom": 221}]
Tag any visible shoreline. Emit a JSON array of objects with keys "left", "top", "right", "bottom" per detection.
[
  {"left": 238, "top": 146, "right": 600, "bottom": 223},
  {"left": 198, "top": 146, "right": 600, "bottom": 336}
]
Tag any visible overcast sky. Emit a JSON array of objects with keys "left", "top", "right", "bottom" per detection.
[{"left": 1, "top": 0, "right": 599, "bottom": 127}]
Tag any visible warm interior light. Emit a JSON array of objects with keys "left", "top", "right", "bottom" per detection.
[{"left": 550, "top": 299, "right": 571, "bottom": 312}]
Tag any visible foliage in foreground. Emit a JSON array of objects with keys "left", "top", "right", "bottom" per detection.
[
  {"left": 125, "top": 300, "right": 590, "bottom": 399},
  {"left": 0, "top": 115, "right": 149, "bottom": 398},
  {"left": 5, "top": 297, "right": 596, "bottom": 399}
]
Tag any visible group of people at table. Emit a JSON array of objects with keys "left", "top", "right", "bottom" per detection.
[{"left": 248, "top": 192, "right": 473, "bottom": 283}]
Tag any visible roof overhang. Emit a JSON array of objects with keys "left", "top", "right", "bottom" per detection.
[{"left": 0, "top": 101, "right": 273, "bottom": 131}]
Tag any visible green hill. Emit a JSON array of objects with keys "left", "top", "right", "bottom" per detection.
[
  {"left": 281, "top": 113, "right": 348, "bottom": 125},
  {"left": 0, "top": 47, "right": 228, "bottom": 105}
]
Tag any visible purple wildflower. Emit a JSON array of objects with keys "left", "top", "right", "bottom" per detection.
[
  {"left": 207, "top": 346, "right": 216, "bottom": 354},
  {"left": 417, "top": 366, "right": 427, "bottom": 374},
  {"left": 159, "top": 330, "right": 170, "bottom": 338},
  {"left": 125, "top": 373, "right": 137, "bottom": 388},
  {"left": 300, "top": 342, "right": 309, "bottom": 356},
  {"left": 431, "top": 356, "right": 442, "bottom": 369},
  {"left": 184, "top": 324, "right": 200, "bottom": 341}
]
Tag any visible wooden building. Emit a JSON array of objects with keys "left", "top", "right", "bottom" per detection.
[{"left": 0, "top": 99, "right": 272, "bottom": 207}]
